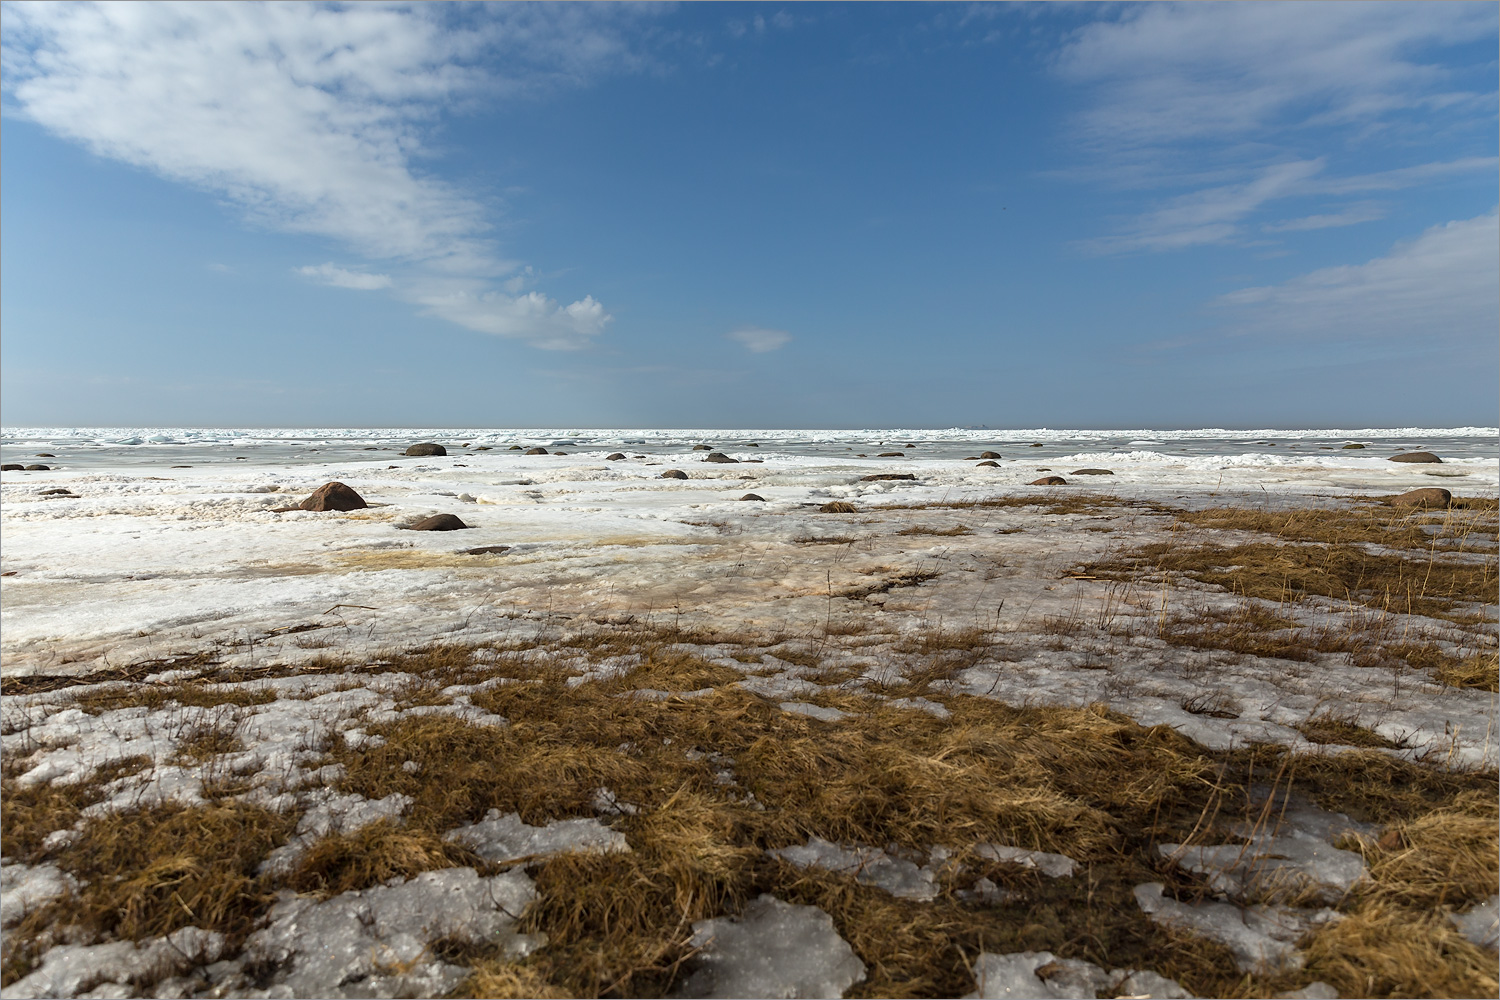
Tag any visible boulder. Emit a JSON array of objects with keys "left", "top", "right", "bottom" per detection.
[
  {"left": 741, "top": 494, "right": 766, "bottom": 502},
  {"left": 976, "top": 461, "right": 999, "bottom": 468},
  {"left": 1341, "top": 443, "right": 1365, "bottom": 450},
  {"left": 860, "top": 473, "right": 916, "bottom": 482},
  {"left": 472, "top": 446, "right": 492, "bottom": 451},
  {"left": 878, "top": 452, "right": 905, "bottom": 457},
  {"left": 980, "top": 451, "right": 1001, "bottom": 459},
  {"left": 692, "top": 444, "right": 713, "bottom": 451},
  {"left": 1, "top": 464, "right": 22, "bottom": 472},
  {"left": 605, "top": 453, "right": 626, "bottom": 461},
  {"left": 406, "top": 514, "right": 471, "bottom": 531},
  {"left": 462, "top": 545, "right": 511, "bottom": 555},
  {"left": 660, "top": 470, "right": 689, "bottom": 480},
  {"left": 819, "top": 501, "right": 857, "bottom": 513},
  {"left": 525, "top": 447, "right": 549, "bottom": 456},
  {"left": 1072, "top": 469, "right": 1114, "bottom": 476},
  {"left": 1389, "top": 452, "right": 1442, "bottom": 464},
  {"left": 299, "top": 482, "right": 368, "bottom": 512},
  {"left": 1389, "top": 488, "right": 1451, "bottom": 508},
  {"left": 1030, "top": 443, "right": 1043, "bottom": 447},
  {"left": 704, "top": 452, "right": 739, "bottom": 464},
  {"left": 404, "top": 443, "right": 446, "bottom": 457},
  {"left": 508, "top": 445, "right": 523, "bottom": 450},
  {"left": 744, "top": 443, "right": 760, "bottom": 447},
  {"left": 1030, "top": 476, "right": 1068, "bottom": 486},
  {"left": 24, "top": 465, "right": 50, "bottom": 471},
  {"left": 34, "top": 453, "right": 55, "bottom": 458}
]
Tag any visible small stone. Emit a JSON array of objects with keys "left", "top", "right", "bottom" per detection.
[
  {"left": 24, "top": 465, "right": 50, "bottom": 471},
  {"left": 693, "top": 444, "right": 713, "bottom": 451},
  {"left": 819, "top": 501, "right": 857, "bottom": 513},
  {"left": 525, "top": 447, "right": 549, "bottom": 455},
  {"left": 980, "top": 451, "right": 1001, "bottom": 459},
  {"left": 704, "top": 452, "right": 739, "bottom": 463},
  {"left": 661, "top": 470, "right": 689, "bottom": 479},
  {"left": 1389, "top": 451, "right": 1442, "bottom": 463},
  {"left": 606, "top": 453, "right": 626, "bottom": 461},
  {"left": 744, "top": 443, "right": 760, "bottom": 447},
  {"left": 1031, "top": 476, "right": 1067, "bottom": 486},
  {"left": 462, "top": 546, "right": 511, "bottom": 555},
  {"left": 407, "top": 514, "right": 471, "bottom": 531},
  {"left": 976, "top": 461, "right": 999, "bottom": 468},
  {"left": 1389, "top": 488, "right": 1451, "bottom": 508},
  {"left": 740, "top": 494, "right": 766, "bottom": 502},
  {"left": 1071, "top": 468, "right": 1113, "bottom": 476},
  {"left": 404, "top": 443, "right": 447, "bottom": 457},
  {"left": 878, "top": 451, "right": 905, "bottom": 457},
  {"left": 1030, "top": 443, "right": 1043, "bottom": 447},
  {"left": 860, "top": 473, "right": 916, "bottom": 482},
  {"left": 472, "top": 446, "right": 492, "bottom": 451},
  {"left": 34, "top": 453, "right": 55, "bottom": 458},
  {"left": 1341, "top": 443, "right": 1365, "bottom": 450},
  {"left": 299, "top": 482, "right": 368, "bottom": 512},
  {"left": 508, "top": 445, "right": 523, "bottom": 450}
]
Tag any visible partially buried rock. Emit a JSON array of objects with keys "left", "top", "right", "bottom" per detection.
[
  {"left": 878, "top": 451, "right": 905, "bottom": 457},
  {"left": 1389, "top": 451, "right": 1442, "bottom": 463},
  {"left": 660, "top": 470, "right": 689, "bottom": 480},
  {"left": 605, "top": 453, "right": 626, "bottom": 461},
  {"left": 692, "top": 444, "right": 713, "bottom": 451},
  {"left": 1389, "top": 487, "right": 1451, "bottom": 508},
  {"left": 462, "top": 545, "right": 511, "bottom": 555},
  {"left": 1, "top": 464, "right": 22, "bottom": 472},
  {"left": 861, "top": 473, "right": 916, "bottom": 482},
  {"left": 819, "top": 501, "right": 857, "bottom": 513},
  {"left": 525, "top": 447, "right": 549, "bottom": 455},
  {"left": 1030, "top": 442, "right": 1043, "bottom": 447},
  {"left": 704, "top": 452, "right": 739, "bottom": 464},
  {"left": 299, "top": 481, "right": 368, "bottom": 512},
  {"left": 1072, "top": 468, "right": 1114, "bottom": 476},
  {"left": 1341, "top": 443, "right": 1365, "bottom": 450},
  {"left": 25, "top": 465, "right": 50, "bottom": 471},
  {"left": 740, "top": 493, "right": 766, "bottom": 502},
  {"left": 404, "top": 443, "right": 446, "bottom": 457},
  {"left": 1031, "top": 476, "right": 1067, "bottom": 486},
  {"left": 980, "top": 451, "right": 1001, "bottom": 459},
  {"left": 976, "top": 461, "right": 999, "bottom": 468},
  {"left": 34, "top": 453, "right": 55, "bottom": 458},
  {"left": 406, "top": 514, "right": 471, "bottom": 531},
  {"left": 508, "top": 445, "right": 523, "bottom": 450}
]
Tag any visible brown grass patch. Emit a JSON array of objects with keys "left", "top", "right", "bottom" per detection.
[
  {"left": 1295, "top": 710, "right": 1404, "bottom": 750},
  {"left": 895, "top": 524, "right": 973, "bottom": 537}
]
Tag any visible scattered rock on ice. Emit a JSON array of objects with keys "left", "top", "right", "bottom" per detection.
[
  {"left": 740, "top": 493, "right": 766, "bottom": 502},
  {"left": 25, "top": 464, "right": 50, "bottom": 471},
  {"left": 770, "top": 836, "right": 939, "bottom": 900},
  {"left": 525, "top": 447, "right": 549, "bottom": 455},
  {"left": 403, "top": 443, "right": 447, "bottom": 457},
  {"left": 1, "top": 862, "right": 78, "bottom": 926},
  {"left": 980, "top": 451, "right": 1001, "bottom": 459},
  {"left": 1071, "top": 469, "right": 1114, "bottom": 476},
  {"left": 0, "top": 464, "right": 22, "bottom": 471},
  {"left": 1450, "top": 895, "right": 1499, "bottom": 951},
  {"left": 461, "top": 544, "right": 511, "bottom": 555},
  {"left": 1388, "top": 451, "right": 1442, "bottom": 463},
  {"left": 1134, "top": 882, "right": 1339, "bottom": 974},
  {"left": 975, "top": 843, "right": 1077, "bottom": 879},
  {"left": 606, "top": 453, "right": 627, "bottom": 460},
  {"left": 405, "top": 513, "right": 471, "bottom": 531},
  {"left": 977, "top": 461, "right": 1000, "bottom": 468},
  {"left": 963, "top": 950, "right": 1195, "bottom": 999},
  {"left": 676, "top": 893, "right": 866, "bottom": 999},
  {"left": 704, "top": 452, "right": 739, "bottom": 464},
  {"left": 660, "top": 469, "right": 689, "bottom": 479},
  {"left": 444, "top": 809, "right": 629, "bottom": 864},
  {"left": 298, "top": 481, "right": 368, "bottom": 511},
  {"left": 1030, "top": 476, "right": 1068, "bottom": 486},
  {"left": 1388, "top": 487, "right": 1451, "bottom": 508},
  {"left": 860, "top": 473, "right": 916, "bottom": 482},
  {"left": 5, "top": 927, "right": 225, "bottom": 1000},
  {"left": 240, "top": 868, "right": 538, "bottom": 999}
]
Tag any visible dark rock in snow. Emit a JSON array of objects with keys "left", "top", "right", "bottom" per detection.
[
  {"left": 1389, "top": 488, "right": 1452, "bottom": 508},
  {"left": 1, "top": 464, "right": 23, "bottom": 471},
  {"left": 404, "top": 443, "right": 447, "bottom": 457},
  {"left": 980, "top": 451, "right": 1001, "bottom": 459},
  {"left": 1389, "top": 452, "right": 1442, "bottom": 464},
  {"left": 24, "top": 465, "right": 50, "bottom": 471},
  {"left": 976, "top": 461, "right": 999, "bottom": 468},
  {"left": 299, "top": 482, "right": 368, "bottom": 511},
  {"left": 740, "top": 494, "right": 766, "bottom": 502},
  {"left": 606, "top": 453, "right": 626, "bottom": 461},
  {"left": 462, "top": 545, "right": 511, "bottom": 555},
  {"left": 819, "top": 501, "right": 857, "bottom": 513},
  {"left": 34, "top": 453, "right": 55, "bottom": 458},
  {"left": 704, "top": 453, "right": 739, "bottom": 463},
  {"left": 860, "top": 473, "right": 916, "bottom": 482},
  {"left": 660, "top": 470, "right": 689, "bottom": 479},
  {"left": 525, "top": 447, "right": 549, "bottom": 456},
  {"left": 1341, "top": 444, "right": 1365, "bottom": 450},
  {"left": 1030, "top": 476, "right": 1068, "bottom": 486},
  {"left": 1071, "top": 469, "right": 1114, "bottom": 476},
  {"left": 692, "top": 444, "right": 713, "bottom": 451},
  {"left": 406, "top": 514, "right": 471, "bottom": 531}
]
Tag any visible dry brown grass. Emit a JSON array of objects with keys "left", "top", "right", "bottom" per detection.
[
  {"left": 895, "top": 524, "right": 973, "bottom": 537},
  {"left": 1299, "top": 903, "right": 1497, "bottom": 1000},
  {"left": 1295, "top": 710, "right": 1405, "bottom": 750}
]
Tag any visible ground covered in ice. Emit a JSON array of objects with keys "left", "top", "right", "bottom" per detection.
[{"left": 2, "top": 429, "right": 1496, "bottom": 998}]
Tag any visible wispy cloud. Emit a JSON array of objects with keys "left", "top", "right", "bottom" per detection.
[
  {"left": 297, "top": 263, "right": 393, "bottom": 291},
  {"left": 726, "top": 327, "right": 791, "bottom": 353},
  {"left": 1218, "top": 210, "right": 1499, "bottom": 339},
  {"left": 1, "top": 2, "right": 656, "bottom": 348},
  {"left": 1261, "top": 203, "right": 1386, "bottom": 234},
  {"left": 1048, "top": 3, "right": 1497, "bottom": 254}
]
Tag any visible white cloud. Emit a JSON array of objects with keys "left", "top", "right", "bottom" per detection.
[
  {"left": 1261, "top": 203, "right": 1386, "bottom": 234},
  {"left": 726, "top": 327, "right": 791, "bottom": 353},
  {"left": 1, "top": 2, "right": 649, "bottom": 348},
  {"left": 416, "top": 289, "right": 610, "bottom": 352},
  {"left": 297, "top": 263, "right": 392, "bottom": 291},
  {"left": 1218, "top": 210, "right": 1498, "bottom": 339}
]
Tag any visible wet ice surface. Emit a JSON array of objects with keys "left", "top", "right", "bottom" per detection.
[
  {"left": 444, "top": 808, "right": 629, "bottom": 863},
  {"left": 963, "top": 950, "right": 1195, "bottom": 999},
  {"left": 0, "top": 863, "right": 78, "bottom": 927},
  {"left": 676, "top": 893, "right": 866, "bottom": 999},
  {"left": 1134, "top": 883, "right": 1342, "bottom": 974},
  {"left": 975, "top": 844, "right": 1077, "bottom": 879},
  {"left": 5, "top": 927, "right": 225, "bottom": 1000},
  {"left": 769, "top": 837, "right": 941, "bottom": 901},
  {"left": 1450, "top": 895, "right": 1499, "bottom": 951}
]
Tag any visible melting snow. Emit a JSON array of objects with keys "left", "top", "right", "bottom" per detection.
[
  {"left": 444, "top": 809, "right": 629, "bottom": 864},
  {"left": 769, "top": 836, "right": 939, "bottom": 901},
  {"left": 676, "top": 893, "right": 866, "bottom": 999}
]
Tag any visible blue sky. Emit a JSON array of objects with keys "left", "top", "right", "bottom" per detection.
[{"left": 2, "top": 1, "right": 1496, "bottom": 429}]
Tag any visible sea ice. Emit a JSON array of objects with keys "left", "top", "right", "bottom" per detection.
[
  {"left": 769, "top": 836, "right": 939, "bottom": 900},
  {"left": 444, "top": 808, "right": 629, "bottom": 864},
  {"left": 675, "top": 893, "right": 866, "bottom": 999}
]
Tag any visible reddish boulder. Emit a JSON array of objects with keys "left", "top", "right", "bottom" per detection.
[
  {"left": 299, "top": 482, "right": 368, "bottom": 511},
  {"left": 406, "top": 514, "right": 470, "bottom": 531},
  {"left": 1030, "top": 476, "right": 1068, "bottom": 486},
  {"left": 1389, "top": 488, "right": 1451, "bottom": 508},
  {"left": 1389, "top": 452, "right": 1442, "bottom": 463}
]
